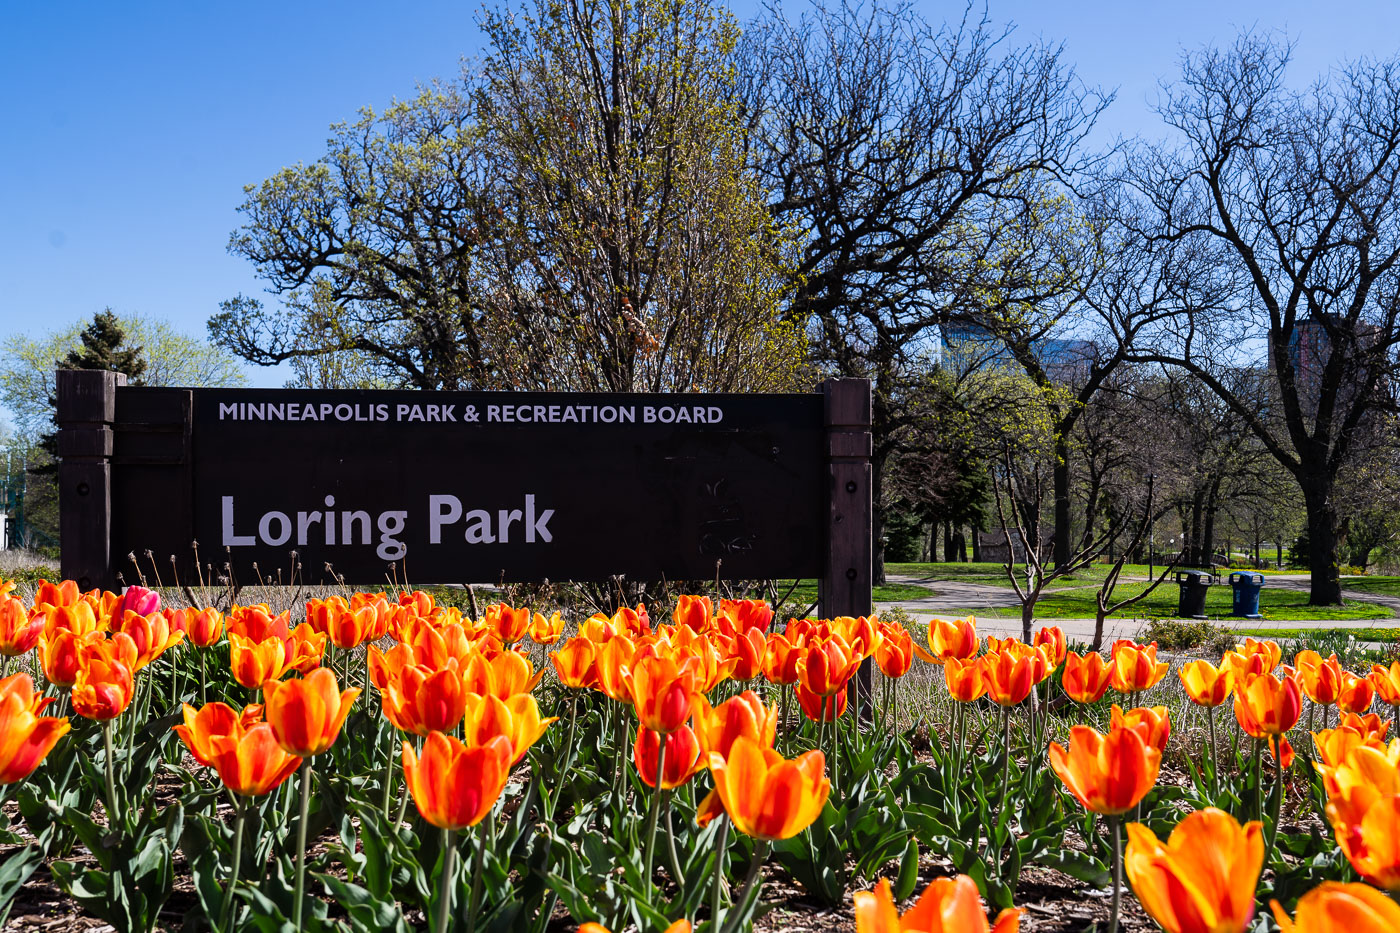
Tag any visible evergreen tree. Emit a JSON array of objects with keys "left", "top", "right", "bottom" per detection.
[{"left": 32, "top": 309, "right": 147, "bottom": 475}]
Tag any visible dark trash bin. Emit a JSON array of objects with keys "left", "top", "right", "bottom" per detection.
[
  {"left": 1176, "top": 570, "right": 1214, "bottom": 619},
  {"left": 1229, "top": 571, "right": 1265, "bottom": 619}
]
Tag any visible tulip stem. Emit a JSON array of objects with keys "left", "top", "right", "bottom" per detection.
[
  {"left": 998, "top": 707, "right": 1012, "bottom": 815},
  {"left": 1252, "top": 739, "right": 1263, "bottom": 820},
  {"left": 102, "top": 720, "right": 121, "bottom": 827},
  {"left": 380, "top": 739, "right": 396, "bottom": 820},
  {"left": 641, "top": 737, "right": 668, "bottom": 889},
  {"left": 199, "top": 650, "right": 207, "bottom": 707},
  {"left": 1266, "top": 743, "right": 1283, "bottom": 863},
  {"left": 293, "top": 759, "right": 312, "bottom": 929},
  {"left": 663, "top": 792, "right": 684, "bottom": 885},
  {"left": 437, "top": 828, "right": 457, "bottom": 933},
  {"left": 220, "top": 797, "right": 248, "bottom": 933},
  {"left": 467, "top": 821, "right": 486, "bottom": 933},
  {"left": 1108, "top": 815, "right": 1122, "bottom": 933},
  {"left": 720, "top": 839, "right": 769, "bottom": 933},
  {"left": 710, "top": 815, "right": 729, "bottom": 927},
  {"left": 1206, "top": 705, "right": 1219, "bottom": 798}
]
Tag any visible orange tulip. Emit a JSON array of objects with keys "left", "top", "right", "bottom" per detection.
[
  {"left": 1125, "top": 808, "right": 1263, "bottom": 933},
  {"left": 1369, "top": 662, "right": 1400, "bottom": 707},
  {"left": 461, "top": 692, "right": 554, "bottom": 765},
  {"left": 797, "top": 682, "right": 848, "bottom": 721},
  {"left": 226, "top": 605, "right": 293, "bottom": 646},
  {"left": 1032, "top": 626, "right": 1067, "bottom": 669},
  {"left": 634, "top": 725, "right": 703, "bottom": 788},
  {"left": 263, "top": 668, "right": 360, "bottom": 757},
  {"left": 763, "top": 632, "right": 802, "bottom": 685},
  {"left": 913, "top": 616, "right": 979, "bottom": 663},
  {"left": 303, "top": 596, "right": 347, "bottom": 635},
  {"left": 1110, "top": 640, "right": 1169, "bottom": 693},
  {"left": 945, "top": 656, "right": 988, "bottom": 703},
  {"left": 325, "top": 604, "right": 376, "bottom": 650},
  {"left": 1063, "top": 651, "right": 1114, "bottom": 704},
  {"left": 0, "top": 673, "right": 70, "bottom": 784},
  {"left": 983, "top": 646, "right": 1042, "bottom": 707},
  {"left": 368, "top": 643, "right": 414, "bottom": 690},
  {"left": 528, "top": 611, "right": 565, "bottom": 646},
  {"left": 0, "top": 597, "right": 44, "bottom": 656},
  {"left": 797, "top": 635, "right": 861, "bottom": 698},
  {"left": 672, "top": 595, "right": 712, "bottom": 632},
  {"left": 579, "top": 921, "right": 691, "bottom": 933},
  {"left": 855, "top": 875, "right": 1020, "bottom": 933},
  {"left": 402, "top": 731, "right": 513, "bottom": 830},
  {"left": 1316, "top": 742, "right": 1400, "bottom": 889},
  {"left": 1295, "top": 651, "right": 1344, "bottom": 706},
  {"left": 551, "top": 639, "right": 597, "bottom": 689},
  {"left": 726, "top": 627, "right": 768, "bottom": 682},
  {"left": 1112, "top": 704, "right": 1171, "bottom": 752},
  {"left": 37, "top": 629, "right": 102, "bottom": 687},
  {"left": 210, "top": 722, "right": 303, "bottom": 796},
  {"left": 286, "top": 624, "right": 327, "bottom": 675},
  {"left": 487, "top": 650, "right": 545, "bottom": 699},
  {"left": 43, "top": 601, "right": 100, "bottom": 637},
  {"left": 382, "top": 664, "right": 467, "bottom": 735},
  {"left": 719, "top": 598, "right": 773, "bottom": 634},
  {"left": 175, "top": 701, "right": 257, "bottom": 766},
  {"left": 484, "top": 603, "right": 531, "bottom": 645},
  {"left": 230, "top": 633, "right": 290, "bottom": 688},
  {"left": 594, "top": 635, "right": 636, "bottom": 701},
  {"left": 1230, "top": 638, "right": 1282, "bottom": 675},
  {"left": 1337, "top": 673, "right": 1375, "bottom": 715},
  {"left": 1234, "top": 673, "right": 1303, "bottom": 739},
  {"left": 1049, "top": 724, "right": 1160, "bottom": 815},
  {"left": 697, "top": 736, "right": 829, "bottom": 840},
  {"left": 693, "top": 691, "right": 778, "bottom": 759},
  {"left": 33, "top": 579, "right": 80, "bottom": 612},
  {"left": 114, "top": 609, "right": 184, "bottom": 670},
  {"left": 184, "top": 608, "right": 225, "bottom": 647},
  {"left": 1273, "top": 881, "right": 1400, "bottom": 932},
  {"left": 71, "top": 646, "right": 136, "bottom": 721},
  {"left": 874, "top": 624, "right": 914, "bottom": 679},
  {"left": 626, "top": 654, "right": 697, "bottom": 734},
  {"left": 1180, "top": 659, "right": 1234, "bottom": 707}
]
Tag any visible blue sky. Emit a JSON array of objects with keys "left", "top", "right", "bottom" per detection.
[{"left": 4, "top": 0, "right": 1400, "bottom": 396}]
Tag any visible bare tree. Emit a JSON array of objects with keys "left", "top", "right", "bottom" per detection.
[
  {"left": 739, "top": 0, "right": 1108, "bottom": 581},
  {"left": 1123, "top": 33, "right": 1400, "bottom": 604}
]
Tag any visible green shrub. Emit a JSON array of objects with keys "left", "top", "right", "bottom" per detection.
[{"left": 1140, "top": 617, "right": 1226, "bottom": 652}]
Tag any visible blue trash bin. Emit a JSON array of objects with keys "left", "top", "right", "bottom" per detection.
[{"left": 1229, "top": 571, "right": 1264, "bottom": 618}]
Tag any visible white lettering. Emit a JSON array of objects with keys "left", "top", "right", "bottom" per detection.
[
  {"left": 429, "top": 494, "right": 462, "bottom": 544},
  {"left": 377, "top": 511, "right": 407, "bottom": 560},
  {"left": 526, "top": 495, "right": 554, "bottom": 543},
  {"left": 259, "top": 511, "right": 292, "bottom": 546},
  {"left": 463, "top": 509, "right": 495, "bottom": 544},
  {"left": 222, "top": 496, "right": 255, "bottom": 546}
]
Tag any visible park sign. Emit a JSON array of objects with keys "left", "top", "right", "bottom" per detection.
[{"left": 56, "top": 371, "right": 873, "bottom": 618}]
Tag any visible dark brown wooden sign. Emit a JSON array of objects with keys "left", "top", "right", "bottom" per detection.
[{"left": 57, "top": 373, "right": 872, "bottom": 620}]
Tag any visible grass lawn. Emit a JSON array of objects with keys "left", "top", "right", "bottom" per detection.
[
  {"left": 773, "top": 580, "right": 934, "bottom": 614},
  {"left": 1234, "top": 626, "right": 1400, "bottom": 641},
  {"left": 1340, "top": 576, "right": 1400, "bottom": 597},
  {"left": 923, "top": 579, "right": 1391, "bottom": 622},
  {"left": 888, "top": 560, "right": 1303, "bottom": 587}
]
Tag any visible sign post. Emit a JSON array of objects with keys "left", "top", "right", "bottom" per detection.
[
  {"left": 818, "top": 378, "right": 874, "bottom": 713},
  {"left": 56, "top": 369, "right": 125, "bottom": 590}
]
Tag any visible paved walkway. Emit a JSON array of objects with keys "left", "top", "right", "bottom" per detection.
[{"left": 873, "top": 572, "right": 1400, "bottom": 642}]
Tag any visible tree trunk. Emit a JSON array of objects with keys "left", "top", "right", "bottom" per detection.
[
  {"left": 1053, "top": 436, "right": 1071, "bottom": 568},
  {"left": 1300, "top": 474, "right": 1343, "bottom": 605},
  {"left": 955, "top": 529, "right": 967, "bottom": 562},
  {"left": 944, "top": 522, "right": 954, "bottom": 564},
  {"left": 971, "top": 522, "right": 982, "bottom": 562}
]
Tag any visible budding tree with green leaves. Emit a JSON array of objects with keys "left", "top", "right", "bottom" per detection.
[{"left": 215, "top": 0, "right": 805, "bottom": 394}]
